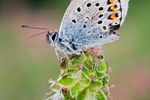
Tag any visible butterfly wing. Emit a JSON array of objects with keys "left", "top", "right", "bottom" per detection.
[
  {"left": 59, "top": 0, "right": 129, "bottom": 48},
  {"left": 120, "top": 0, "right": 130, "bottom": 25}
]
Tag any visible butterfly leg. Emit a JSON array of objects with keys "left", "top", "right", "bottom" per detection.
[
  {"left": 55, "top": 48, "right": 60, "bottom": 63},
  {"left": 58, "top": 50, "right": 62, "bottom": 59}
]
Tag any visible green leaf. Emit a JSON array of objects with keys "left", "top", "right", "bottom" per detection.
[
  {"left": 102, "top": 77, "right": 109, "bottom": 84},
  {"left": 78, "top": 71, "right": 91, "bottom": 86},
  {"left": 77, "top": 89, "right": 87, "bottom": 100},
  {"left": 70, "top": 64, "right": 78, "bottom": 70},
  {"left": 72, "top": 54, "right": 84, "bottom": 64},
  {"left": 103, "top": 90, "right": 110, "bottom": 96},
  {"left": 97, "top": 60, "right": 107, "bottom": 72},
  {"left": 64, "top": 97, "right": 70, "bottom": 100},
  {"left": 90, "top": 81, "right": 102, "bottom": 87},
  {"left": 96, "top": 90, "right": 106, "bottom": 100},
  {"left": 97, "top": 55, "right": 104, "bottom": 60},
  {"left": 77, "top": 88, "right": 97, "bottom": 100},
  {"left": 84, "top": 54, "right": 93, "bottom": 70},
  {"left": 71, "top": 82, "right": 82, "bottom": 97},
  {"left": 50, "top": 84, "right": 61, "bottom": 91},
  {"left": 97, "top": 72, "right": 106, "bottom": 78},
  {"left": 60, "top": 57, "right": 69, "bottom": 70},
  {"left": 91, "top": 68, "right": 97, "bottom": 76},
  {"left": 89, "top": 81, "right": 102, "bottom": 92},
  {"left": 62, "top": 88, "right": 74, "bottom": 99},
  {"left": 82, "top": 67, "right": 91, "bottom": 77},
  {"left": 58, "top": 74, "right": 76, "bottom": 87}
]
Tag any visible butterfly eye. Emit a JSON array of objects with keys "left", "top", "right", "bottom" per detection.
[{"left": 52, "top": 33, "right": 57, "bottom": 41}]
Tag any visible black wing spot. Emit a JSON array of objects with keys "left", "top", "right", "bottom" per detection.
[
  {"left": 109, "top": 23, "right": 112, "bottom": 26},
  {"left": 110, "top": 24, "right": 120, "bottom": 30},
  {"left": 83, "top": 25, "right": 86, "bottom": 28},
  {"left": 114, "top": 5, "right": 117, "bottom": 8},
  {"left": 115, "top": 13, "right": 119, "bottom": 17},
  {"left": 72, "top": 19, "right": 76, "bottom": 23},
  {"left": 77, "top": 7, "right": 81, "bottom": 12},
  {"left": 95, "top": 3, "right": 100, "bottom": 7},
  {"left": 87, "top": 3, "right": 91, "bottom": 7},
  {"left": 103, "top": 26, "right": 106, "bottom": 30},
  {"left": 99, "top": 14, "right": 103, "bottom": 18},
  {"left": 98, "top": 21, "right": 102, "bottom": 24},
  {"left": 99, "top": 7, "right": 103, "bottom": 11},
  {"left": 108, "top": 5, "right": 117, "bottom": 11},
  {"left": 100, "top": 36, "right": 102, "bottom": 38},
  {"left": 107, "top": 0, "right": 115, "bottom": 4}
]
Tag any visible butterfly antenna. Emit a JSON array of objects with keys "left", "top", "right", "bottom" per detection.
[
  {"left": 27, "top": 31, "right": 48, "bottom": 38},
  {"left": 22, "top": 25, "right": 50, "bottom": 30},
  {"left": 22, "top": 25, "right": 52, "bottom": 38}
]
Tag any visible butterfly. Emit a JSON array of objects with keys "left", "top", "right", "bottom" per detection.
[{"left": 23, "top": 0, "right": 129, "bottom": 56}]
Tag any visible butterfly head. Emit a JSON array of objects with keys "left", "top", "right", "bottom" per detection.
[{"left": 46, "top": 30, "right": 59, "bottom": 46}]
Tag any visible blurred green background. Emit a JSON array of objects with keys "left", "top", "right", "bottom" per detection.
[{"left": 0, "top": 0, "right": 150, "bottom": 100}]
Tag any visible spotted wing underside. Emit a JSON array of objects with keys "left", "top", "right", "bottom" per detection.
[{"left": 59, "top": 0, "right": 129, "bottom": 47}]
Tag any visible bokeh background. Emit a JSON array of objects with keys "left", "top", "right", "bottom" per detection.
[{"left": 0, "top": 0, "right": 150, "bottom": 100}]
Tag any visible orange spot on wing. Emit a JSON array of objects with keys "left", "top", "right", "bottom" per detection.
[
  {"left": 109, "top": 0, "right": 115, "bottom": 3},
  {"left": 110, "top": 13, "right": 118, "bottom": 20},
  {"left": 110, "top": 5, "right": 117, "bottom": 11}
]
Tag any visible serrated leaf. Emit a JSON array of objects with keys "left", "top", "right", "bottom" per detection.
[
  {"left": 102, "top": 77, "right": 109, "bottom": 84},
  {"left": 91, "top": 68, "right": 97, "bottom": 76},
  {"left": 50, "top": 84, "right": 61, "bottom": 91},
  {"left": 72, "top": 54, "right": 84, "bottom": 64},
  {"left": 96, "top": 90, "right": 106, "bottom": 100},
  {"left": 77, "top": 89, "right": 86, "bottom": 100},
  {"left": 90, "top": 81, "right": 102, "bottom": 87},
  {"left": 64, "top": 97, "right": 70, "bottom": 100},
  {"left": 82, "top": 67, "right": 91, "bottom": 77},
  {"left": 71, "top": 82, "right": 82, "bottom": 97},
  {"left": 97, "top": 72, "right": 106, "bottom": 78},
  {"left": 84, "top": 54, "right": 93, "bottom": 70},
  {"left": 89, "top": 81, "right": 102, "bottom": 92},
  {"left": 62, "top": 88, "right": 74, "bottom": 99},
  {"left": 58, "top": 75, "right": 76, "bottom": 87},
  {"left": 83, "top": 89, "right": 96, "bottom": 100},
  {"left": 97, "top": 60, "right": 107, "bottom": 72},
  {"left": 60, "top": 57, "right": 69, "bottom": 70},
  {"left": 78, "top": 71, "right": 90, "bottom": 86},
  {"left": 70, "top": 64, "right": 78, "bottom": 70}
]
